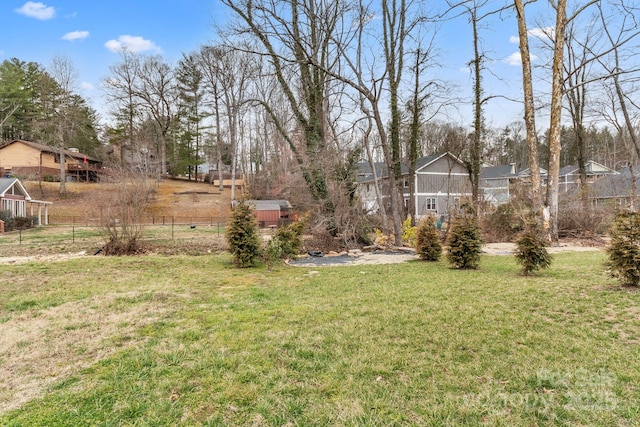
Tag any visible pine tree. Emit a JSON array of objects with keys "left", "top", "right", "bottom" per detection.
[
  {"left": 225, "top": 200, "right": 261, "bottom": 268},
  {"left": 606, "top": 211, "right": 640, "bottom": 286},
  {"left": 446, "top": 207, "right": 482, "bottom": 269},
  {"left": 514, "top": 220, "right": 552, "bottom": 275},
  {"left": 415, "top": 216, "right": 442, "bottom": 261}
]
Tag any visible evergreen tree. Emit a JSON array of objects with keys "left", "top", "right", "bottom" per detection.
[
  {"left": 415, "top": 215, "right": 442, "bottom": 261},
  {"left": 514, "top": 219, "right": 552, "bottom": 275},
  {"left": 225, "top": 200, "right": 261, "bottom": 268},
  {"left": 606, "top": 211, "right": 640, "bottom": 286},
  {"left": 446, "top": 206, "right": 482, "bottom": 269}
]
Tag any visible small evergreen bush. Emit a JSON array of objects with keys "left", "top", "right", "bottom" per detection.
[
  {"left": 514, "top": 220, "right": 552, "bottom": 275},
  {"left": 606, "top": 211, "right": 640, "bottom": 286},
  {"left": 225, "top": 200, "right": 262, "bottom": 268},
  {"left": 263, "top": 217, "right": 307, "bottom": 266},
  {"left": 415, "top": 215, "right": 442, "bottom": 261},
  {"left": 446, "top": 207, "right": 482, "bottom": 269}
]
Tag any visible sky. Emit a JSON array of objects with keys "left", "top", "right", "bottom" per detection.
[{"left": 0, "top": 0, "right": 559, "bottom": 130}]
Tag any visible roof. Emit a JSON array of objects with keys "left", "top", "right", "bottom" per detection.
[
  {"left": 559, "top": 160, "right": 618, "bottom": 177},
  {"left": 0, "top": 139, "right": 101, "bottom": 163},
  {"left": 516, "top": 167, "right": 548, "bottom": 178},
  {"left": 248, "top": 200, "right": 292, "bottom": 210},
  {"left": 0, "top": 178, "right": 31, "bottom": 200},
  {"left": 356, "top": 161, "right": 388, "bottom": 183},
  {"left": 481, "top": 164, "right": 517, "bottom": 180},
  {"left": 589, "top": 169, "right": 640, "bottom": 199},
  {"left": 357, "top": 152, "right": 464, "bottom": 183}
]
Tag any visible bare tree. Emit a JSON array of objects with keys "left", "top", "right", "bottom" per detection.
[
  {"left": 546, "top": 0, "right": 569, "bottom": 243},
  {"left": 562, "top": 15, "right": 602, "bottom": 212},
  {"left": 513, "top": 0, "right": 543, "bottom": 213},
  {"left": 103, "top": 50, "right": 141, "bottom": 167},
  {"left": 98, "top": 168, "right": 153, "bottom": 255},
  {"left": 134, "top": 55, "right": 177, "bottom": 177},
  {"left": 220, "top": 0, "right": 347, "bottom": 234},
  {"left": 595, "top": 1, "right": 640, "bottom": 208},
  {"left": 48, "top": 55, "right": 79, "bottom": 196}
]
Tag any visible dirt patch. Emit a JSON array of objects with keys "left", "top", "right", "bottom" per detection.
[
  {"left": 0, "top": 292, "right": 183, "bottom": 413},
  {"left": 288, "top": 250, "right": 418, "bottom": 267},
  {"left": 482, "top": 241, "right": 604, "bottom": 256},
  {"left": 289, "top": 239, "right": 604, "bottom": 267}
]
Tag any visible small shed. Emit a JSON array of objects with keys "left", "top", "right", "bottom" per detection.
[{"left": 248, "top": 199, "right": 293, "bottom": 228}]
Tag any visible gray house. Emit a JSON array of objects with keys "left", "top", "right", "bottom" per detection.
[
  {"left": 357, "top": 152, "right": 472, "bottom": 218},
  {"left": 559, "top": 161, "right": 618, "bottom": 193},
  {"left": 589, "top": 166, "right": 639, "bottom": 208}
]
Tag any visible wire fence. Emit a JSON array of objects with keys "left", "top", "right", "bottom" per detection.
[
  {"left": 46, "top": 215, "right": 229, "bottom": 227},
  {"left": 0, "top": 221, "right": 234, "bottom": 254}
]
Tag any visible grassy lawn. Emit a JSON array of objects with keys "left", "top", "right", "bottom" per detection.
[{"left": 1, "top": 251, "right": 639, "bottom": 426}]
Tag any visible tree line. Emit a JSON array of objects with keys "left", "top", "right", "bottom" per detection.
[{"left": 2, "top": 0, "right": 640, "bottom": 244}]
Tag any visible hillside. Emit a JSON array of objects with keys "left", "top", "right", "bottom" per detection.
[{"left": 23, "top": 178, "right": 233, "bottom": 223}]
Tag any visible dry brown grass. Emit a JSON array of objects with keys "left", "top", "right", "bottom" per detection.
[
  {"left": 0, "top": 291, "right": 185, "bottom": 412},
  {"left": 23, "top": 178, "right": 232, "bottom": 221}
]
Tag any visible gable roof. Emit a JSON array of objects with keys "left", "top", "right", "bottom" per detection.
[
  {"left": 0, "top": 178, "right": 31, "bottom": 200},
  {"left": 0, "top": 139, "right": 101, "bottom": 163},
  {"left": 357, "top": 152, "right": 464, "bottom": 183},
  {"left": 481, "top": 164, "right": 517, "bottom": 180},
  {"left": 516, "top": 167, "right": 548, "bottom": 178},
  {"left": 559, "top": 160, "right": 618, "bottom": 177}
]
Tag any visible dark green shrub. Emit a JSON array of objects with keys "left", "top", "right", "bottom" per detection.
[
  {"left": 514, "top": 221, "right": 552, "bottom": 275},
  {"left": 263, "top": 218, "right": 306, "bottom": 267},
  {"left": 606, "top": 211, "right": 640, "bottom": 286},
  {"left": 0, "top": 210, "right": 15, "bottom": 231},
  {"left": 225, "top": 200, "right": 262, "bottom": 268},
  {"left": 446, "top": 207, "right": 482, "bottom": 269},
  {"left": 415, "top": 215, "right": 442, "bottom": 261}
]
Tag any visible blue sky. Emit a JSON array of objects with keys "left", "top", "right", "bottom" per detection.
[
  {"left": 0, "top": 1, "right": 556, "bottom": 129},
  {"left": 1, "top": 1, "right": 225, "bottom": 120}
]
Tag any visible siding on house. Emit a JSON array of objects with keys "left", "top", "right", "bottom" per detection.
[
  {"left": 0, "top": 139, "right": 102, "bottom": 181},
  {"left": 357, "top": 152, "right": 473, "bottom": 218},
  {"left": 0, "top": 178, "right": 30, "bottom": 218}
]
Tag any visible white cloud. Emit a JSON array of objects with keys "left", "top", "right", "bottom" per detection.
[
  {"left": 15, "top": 1, "right": 55, "bottom": 20},
  {"left": 509, "top": 26, "right": 554, "bottom": 44},
  {"left": 104, "top": 35, "right": 161, "bottom": 53},
  {"left": 529, "top": 27, "right": 554, "bottom": 41},
  {"left": 62, "top": 30, "right": 89, "bottom": 41},
  {"left": 80, "top": 82, "right": 94, "bottom": 91},
  {"left": 503, "top": 51, "right": 538, "bottom": 66}
]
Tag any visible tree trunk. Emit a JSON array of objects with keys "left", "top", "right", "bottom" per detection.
[
  {"left": 547, "top": 0, "right": 568, "bottom": 244},
  {"left": 514, "top": 0, "right": 542, "bottom": 213}
]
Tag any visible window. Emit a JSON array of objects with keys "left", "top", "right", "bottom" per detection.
[
  {"left": 425, "top": 197, "right": 436, "bottom": 211},
  {"left": 403, "top": 177, "right": 410, "bottom": 188}
]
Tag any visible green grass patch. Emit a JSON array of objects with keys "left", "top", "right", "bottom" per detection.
[{"left": 1, "top": 251, "right": 639, "bottom": 426}]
